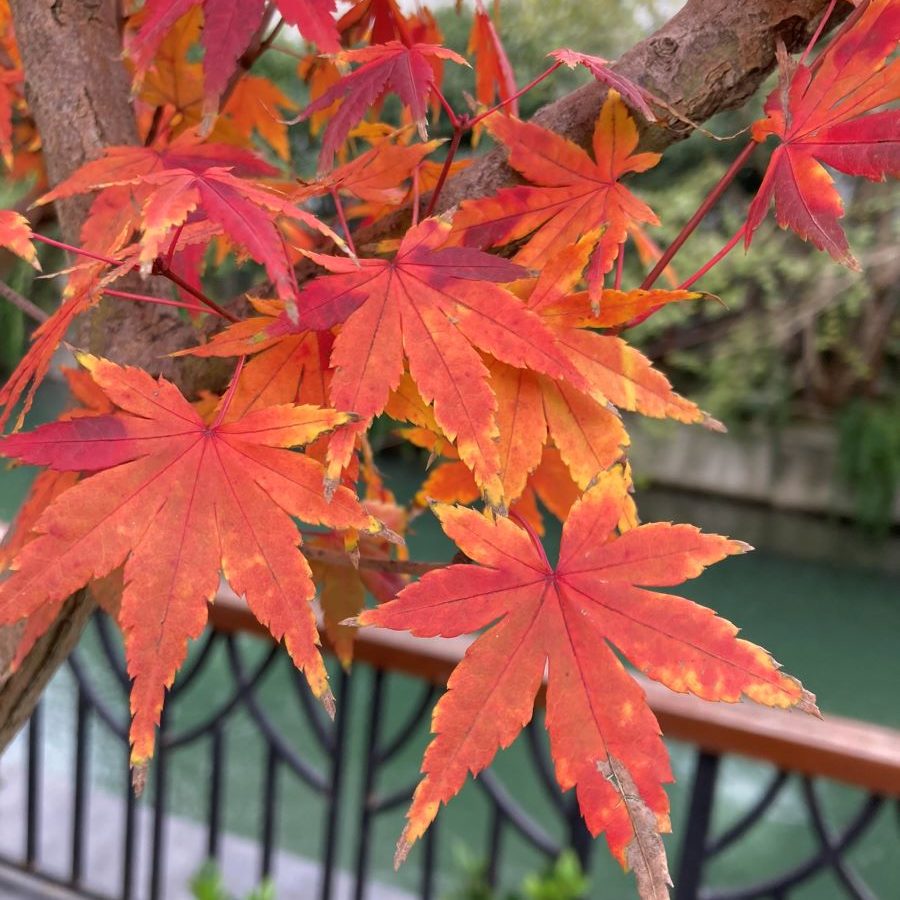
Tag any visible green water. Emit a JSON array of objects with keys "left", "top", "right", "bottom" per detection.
[{"left": 3, "top": 382, "right": 898, "bottom": 898}]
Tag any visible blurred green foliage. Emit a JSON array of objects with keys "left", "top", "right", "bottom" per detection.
[
  {"left": 839, "top": 398, "right": 900, "bottom": 534},
  {"left": 445, "top": 848, "right": 589, "bottom": 900},
  {"left": 190, "top": 863, "right": 275, "bottom": 900}
]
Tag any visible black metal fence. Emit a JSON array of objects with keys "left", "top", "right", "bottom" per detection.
[{"left": 0, "top": 613, "right": 896, "bottom": 900}]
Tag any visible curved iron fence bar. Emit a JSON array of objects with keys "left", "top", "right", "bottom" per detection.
[
  {"left": 67, "top": 650, "right": 129, "bottom": 740},
  {"left": 702, "top": 789, "right": 884, "bottom": 900},
  {"left": 167, "top": 628, "right": 219, "bottom": 698},
  {"left": 376, "top": 681, "right": 437, "bottom": 765},
  {"left": 476, "top": 769, "right": 561, "bottom": 858},
  {"left": 289, "top": 664, "right": 336, "bottom": 753},
  {"left": 93, "top": 613, "right": 131, "bottom": 691},
  {"left": 224, "top": 636, "right": 329, "bottom": 792},
  {"left": 369, "top": 781, "right": 422, "bottom": 815},
  {"left": 801, "top": 778, "right": 878, "bottom": 900},
  {"left": 705, "top": 771, "right": 790, "bottom": 856},
  {"left": 162, "top": 642, "right": 280, "bottom": 749},
  {"left": 524, "top": 716, "right": 567, "bottom": 815}
]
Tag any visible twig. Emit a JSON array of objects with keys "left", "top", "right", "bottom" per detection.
[
  {"left": 424, "top": 129, "right": 463, "bottom": 218},
  {"left": 0, "top": 280, "right": 48, "bottom": 324},
  {"left": 103, "top": 287, "right": 220, "bottom": 318},
  {"left": 152, "top": 261, "right": 240, "bottom": 323},
  {"left": 330, "top": 188, "right": 357, "bottom": 256},
  {"left": 301, "top": 545, "right": 447, "bottom": 577},
  {"left": 641, "top": 140, "right": 756, "bottom": 289}
]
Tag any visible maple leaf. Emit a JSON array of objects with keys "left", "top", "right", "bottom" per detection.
[
  {"left": 309, "top": 492, "right": 408, "bottom": 666},
  {"left": 298, "top": 54, "right": 344, "bottom": 142},
  {"left": 285, "top": 218, "right": 584, "bottom": 504},
  {"left": 0, "top": 355, "right": 380, "bottom": 767},
  {"left": 0, "top": 209, "right": 39, "bottom": 268},
  {"left": 357, "top": 474, "right": 817, "bottom": 894},
  {"left": 0, "top": 367, "right": 115, "bottom": 671},
  {"left": 0, "top": 250, "right": 143, "bottom": 431},
  {"left": 468, "top": 2, "right": 517, "bottom": 143},
  {"left": 295, "top": 138, "right": 441, "bottom": 207},
  {"left": 130, "top": 0, "right": 339, "bottom": 114},
  {"left": 136, "top": 12, "right": 296, "bottom": 161},
  {"left": 337, "top": 0, "right": 408, "bottom": 45},
  {"left": 0, "top": 67, "right": 21, "bottom": 169},
  {"left": 745, "top": 0, "right": 900, "bottom": 267},
  {"left": 37, "top": 136, "right": 345, "bottom": 300},
  {"left": 452, "top": 92, "right": 661, "bottom": 303},
  {"left": 181, "top": 298, "right": 336, "bottom": 466},
  {"left": 504, "top": 236, "right": 714, "bottom": 433},
  {"left": 550, "top": 49, "right": 655, "bottom": 122},
  {"left": 295, "top": 42, "right": 467, "bottom": 170},
  {"left": 388, "top": 373, "right": 631, "bottom": 537}
]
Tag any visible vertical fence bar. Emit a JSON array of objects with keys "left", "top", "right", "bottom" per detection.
[
  {"left": 421, "top": 816, "right": 439, "bottom": 900},
  {"left": 674, "top": 750, "right": 721, "bottom": 900},
  {"left": 208, "top": 723, "right": 225, "bottom": 862},
  {"left": 25, "top": 703, "right": 42, "bottom": 867},
  {"left": 485, "top": 801, "right": 504, "bottom": 889},
  {"left": 122, "top": 742, "right": 139, "bottom": 900},
  {"left": 149, "top": 707, "right": 170, "bottom": 900},
  {"left": 321, "top": 667, "right": 352, "bottom": 900},
  {"left": 70, "top": 687, "right": 91, "bottom": 884},
  {"left": 260, "top": 745, "right": 279, "bottom": 881},
  {"left": 353, "top": 668, "right": 385, "bottom": 900}
]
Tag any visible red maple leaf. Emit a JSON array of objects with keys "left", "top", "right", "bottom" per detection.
[
  {"left": 358, "top": 475, "right": 817, "bottom": 894},
  {"left": 130, "top": 0, "right": 340, "bottom": 111},
  {"left": 745, "top": 0, "right": 900, "bottom": 266},
  {"left": 468, "top": 2, "right": 518, "bottom": 137},
  {"left": 0, "top": 355, "right": 379, "bottom": 769},
  {"left": 37, "top": 135, "right": 344, "bottom": 300},
  {"left": 295, "top": 42, "right": 467, "bottom": 170},
  {"left": 549, "top": 48, "right": 655, "bottom": 122},
  {"left": 284, "top": 218, "right": 584, "bottom": 504},
  {"left": 337, "top": 0, "right": 409, "bottom": 45},
  {"left": 452, "top": 91, "right": 661, "bottom": 303}
]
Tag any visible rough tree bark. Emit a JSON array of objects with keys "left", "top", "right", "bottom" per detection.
[{"left": 0, "top": 0, "right": 840, "bottom": 754}]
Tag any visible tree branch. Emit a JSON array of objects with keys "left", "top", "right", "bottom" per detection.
[{"left": 358, "top": 0, "right": 847, "bottom": 243}]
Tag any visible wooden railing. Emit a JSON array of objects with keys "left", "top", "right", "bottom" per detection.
[{"left": 210, "top": 592, "right": 900, "bottom": 798}]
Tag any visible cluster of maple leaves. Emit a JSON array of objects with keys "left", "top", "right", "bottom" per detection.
[{"left": 0, "top": 0, "right": 897, "bottom": 896}]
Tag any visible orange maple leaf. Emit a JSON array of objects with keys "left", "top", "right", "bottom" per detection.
[
  {"left": 0, "top": 355, "right": 379, "bottom": 768},
  {"left": 505, "top": 237, "right": 714, "bottom": 441},
  {"left": 0, "top": 209, "right": 38, "bottom": 268},
  {"left": 468, "top": 2, "right": 517, "bottom": 144},
  {"left": 295, "top": 138, "right": 441, "bottom": 207},
  {"left": 452, "top": 91, "right": 660, "bottom": 303},
  {"left": 358, "top": 475, "right": 817, "bottom": 893},
  {"left": 286, "top": 218, "right": 584, "bottom": 503},
  {"left": 745, "top": 0, "right": 900, "bottom": 267}
]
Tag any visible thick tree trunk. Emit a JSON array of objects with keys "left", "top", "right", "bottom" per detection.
[
  {"left": 0, "top": 0, "right": 149, "bottom": 755},
  {"left": 0, "top": 0, "right": 840, "bottom": 755}
]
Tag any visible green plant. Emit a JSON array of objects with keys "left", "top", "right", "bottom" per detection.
[{"left": 447, "top": 848, "right": 589, "bottom": 900}]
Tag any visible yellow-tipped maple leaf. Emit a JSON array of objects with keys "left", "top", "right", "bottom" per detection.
[
  {"left": 0, "top": 355, "right": 380, "bottom": 768},
  {"left": 359, "top": 474, "right": 817, "bottom": 895}
]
